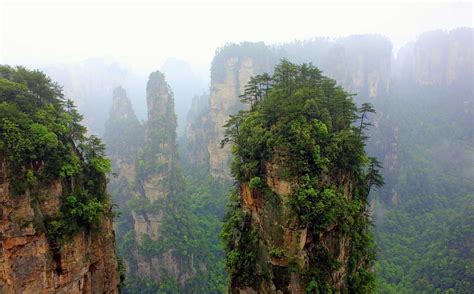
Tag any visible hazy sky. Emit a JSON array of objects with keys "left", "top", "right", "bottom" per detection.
[{"left": 1, "top": 0, "right": 472, "bottom": 74}]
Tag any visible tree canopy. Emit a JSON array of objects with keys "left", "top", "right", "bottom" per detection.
[
  {"left": 222, "top": 60, "right": 382, "bottom": 292},
  {"left": 0, "top": 65, "right": 112, "bottom": 244}
]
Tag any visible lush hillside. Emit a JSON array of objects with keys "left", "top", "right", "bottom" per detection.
[
  {"left": 195, "top": 30, "right": 473, "bottom": 293},
  {"left": 105, "top": 76, "right": 228, "bottom": 293},
  {"left": 221, "top": 60, "right": 382, "bottom": 293},
  {"left": 374, "top": 82, "right": 474, "bottom": 293},
  {"left": 98, "top": 29, "right": 473, "bottom": 293},
  {"left": 370, "top": 28, "right": 474, "bottom": 293},
  {"left": 0, "top": 66, "right": 120, "bottom": 292}
]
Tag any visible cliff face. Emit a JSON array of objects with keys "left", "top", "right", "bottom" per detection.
[
  {"left": 204, "top": 31, "right": 469, "bottom": 209},
  {"left": 222, "top": 61, "right": 377, "bottom": 293},
  {"left": 318, "top": 35, "right": 392, "bottom": 99},
  {"left": 0, "top": 158, "right": 119, "bottom": 293},
  {"left": 183, "top": 94, "right": 211, "bottom": 170},
  {"left": 278, "top": 35, "right": 392, "bottom": 100},
  {"left": 160, "top": 57, "right": 207, "bottom": 136},
  {"left": 133, "top": 71, "right": 194, "bottom": 283},
  {"left": 0, "top": 66, "right": 120, "bottom": 293},
  {"left": 375, "top": 28, "right": 474, "bottom": 292},
  {"left": 373, "top": 28, "right": 474, "bottom": 206},
  {"left": 208, "top": 57, "right": 252, "bottom": 179},
  {"left": 106, "top": 73, "right": 198, "bottom": 292},
  {"left": 232, "top": 164, "right": 358, "bottom": 293},
  {"left": 140, "top": 71, "right": 178, "bottom": 202},
  {"left": 395, "top": 28, "right": 473, "bottom": 86},
  {"left": 208, "top": 52, "right": 270, "bottom": 179},
  {"left": 205, "top": 37, "right": 392, "bottom": 180},
  {"left": 104, "top": 87, "right": 143, "bottom": 207}
]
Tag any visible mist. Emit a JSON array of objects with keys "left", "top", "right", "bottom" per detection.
[
  {"left": 1, "top": 1, "right": 472, "bottom": 293},
  {"left": 2, "top": 0, "right": 471, "bottom": 135},
  {"left": 2, "top": 1, "right": 471, "bottom": 69}
]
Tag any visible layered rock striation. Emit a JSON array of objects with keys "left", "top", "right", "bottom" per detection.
[
  {"left": 222, "top": 61, "right": 379, "bottom": 293},
  {"left": 105, "top": 73, "right": 199, "bottom": 292},
  {"left": 0, "top": 162, "right": 119, "bottom": 293},
  {"left": 202, "top": 36, "right": 392, "bottom": 180},
  {"left": 0, "top": 66, "right": 120, "bottom": 293}
]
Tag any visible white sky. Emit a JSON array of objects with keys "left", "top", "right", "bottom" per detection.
[{"left": 0, "top": 0, "right": 472, "bottom": 74}]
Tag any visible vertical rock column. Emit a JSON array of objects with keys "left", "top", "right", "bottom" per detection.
[
  {"left": 128, "top": 71, "right": 195, "bottom": 288},
  {"left": 208, "top": 57, "right": 256, "bottom": 180}
]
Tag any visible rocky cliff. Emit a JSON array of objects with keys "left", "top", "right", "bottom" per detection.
[
  {"left": 0, "top": 66, "right": 120, "bottom": 293},
  {"left": 208, "top": 56, "right": 254, "bottom": 179},
  {"left": 222, "top": 61, "right": 378, "bottom": 293},
  {"left": 132, "top": 71, "right": 195, "bottom": 284},
  {"left": 0, "top": 160, "right": 119, "bottom": 293},
  {"left": 372, "top": 27, "right": 474, "bottom": 205},
  {"left": 374, "top": 28, "right": 474, "bottom": 292},
  {"left": 203, "top": 30, "right": 469, "bottom": 203},
  {"left": 140, "top": 71, "right": 178, "bottom": 202},
  {"left": 278, "top": 35, "right": 392, "bottom": 100},
  {"left": 204, "top": 37, "right": 392, "bottom": 180},
  {"left": 104, "top": 87, "right": 143, "bottom": 207},
  {"left": 207, "top": 43, "right": 275, "bottom": 179},
  {"left": 395, "top": 28, "right": 473, "bottom": 86},
  {"left": 105, "top": 73, "right": 199, "bottom": 292},
  {"left": 182, "top": 94, "right": 212, "bottom": 170}
]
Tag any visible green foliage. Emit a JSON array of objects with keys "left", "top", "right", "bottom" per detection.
[
  {"left": 358, "top": 102, "right": 376, "bottom": 136},
  {"left": 138, "top": 234, "right": 163, "bottom": 257},
  {"left": 371, "top": 80, "right": 474, "bottom": 293},
  {"left": 46, "top": 193, "right": 108, "bottom": 242},
  {"left": 115, "top": 166, "right": 229, "bottom": 293},
  {"left": 248, "top": 176, "right": 263, "bottom": 189},
  {"left": 0, "top": 65, "right": 112, "bottom": 244},
  {"left": 221, "top": 192, "right": 262, "bottom": 287},
  {"left": 123, "top": 274, "right": 181, "bottom": 294},
  {"left": 103, "top": 86, "right": 144, "bottom": 161},
  {"left": 107, "top": 80, "right": 228, "bottom": 292},
  {"left": 268, "top": 247, "right": 285, "bottom": 259},
  {"left": 182, "top": 168, "right": 229, "bottom": 293},
  {"left": 117, "top": 257, "right": 126, "bottom": 290},
  {"left": 376, "top": 195, "right": 474, "bottom": 293},
  {"left": 306, "top": 279, "right": 319, "bottom": 293},
  {"left": 29, "top": 123, "right": 59, "bottom": 149},
  {"left": 222, "top": 60, "right": 380, "bottom": 291},
  {"left": 211, "top": 42, "right": 274, "bottom": 83}
]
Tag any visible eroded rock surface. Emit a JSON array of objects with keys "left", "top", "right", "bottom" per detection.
[{"left": 0, "top": 157, "right": 119, "bottom": 294}]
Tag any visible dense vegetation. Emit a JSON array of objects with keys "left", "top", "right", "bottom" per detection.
[
  {"left": 105, "top": 81, "right": 229, "bottom": 292},
  {"left": 0, "top": 66, "right": 111, "bottom": 239},
  {"left": 210, "top": 36, "right": 473, "bottom": 292},
  {"left": 103, "top": 86, "right": 144, "bottom": 161},
  {"left": 19, "top": 30, "right": 466, "bottom": 293},
  {"left": 373, "top": 80, "right": 474, "bottom": 293},
  {"left": 222, "top": 60, "right": 382, "bottom": 292},
  {"left": 0, "top": 66, "right": 112, "bottom": 251},
  {"left": 181, "top": 166, "right": 230, "bottom": 292}
]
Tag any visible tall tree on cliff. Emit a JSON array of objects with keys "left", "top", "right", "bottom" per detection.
[{"left": 222, "top": 60, "right": 382, "bottom": 293}]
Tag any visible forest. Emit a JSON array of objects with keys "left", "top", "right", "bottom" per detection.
[
  {"left": 0, "top": 2, "right": 472, "bottom": 293},
  {"left": 100, "top": 29, "right": 472, "bottom": 292}
]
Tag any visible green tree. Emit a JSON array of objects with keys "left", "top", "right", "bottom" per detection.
[
  {"left": 222, "top": 60, "right": 381, "bottom": 292},
  {"left": 0, "top": 65, "right": 112, "bottom": 245},
  {"left": 358, "top": 102, "right": 376, "bottom": 136}
]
